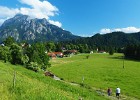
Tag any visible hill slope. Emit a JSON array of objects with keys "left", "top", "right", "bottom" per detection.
[
  {"left": 90, "top": 32, "right": 140, "bottom": 47},
  {"left": 69, "top": 32, "right": 140, "bottom": 49},
  {"left": 0, "top": 61, "right": 107, "bottom": 100}
]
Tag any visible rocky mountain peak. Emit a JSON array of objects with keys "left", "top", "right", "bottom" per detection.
[{"left": 0, "top": 14, "right": 80, "bottom": 43}]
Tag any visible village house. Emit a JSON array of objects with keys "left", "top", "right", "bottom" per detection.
[
  {"left": 63, "top": 50, "right": 77, "bottom": 57},
  {"left": 98, "top": 50, "right": 106, "bottom": 53},
  {"left": 48, "top": 52, "right": 56, "bottom": 59},
  {"left": 54, "top": 52, "right": 64, "bottom": 58},
  {"left": 48, "top": 52, "right": 63, "bottom": 58}
]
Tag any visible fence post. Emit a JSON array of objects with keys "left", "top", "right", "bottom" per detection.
[{"left": 13, "top": 71, "right": 16, "bottom": 89}]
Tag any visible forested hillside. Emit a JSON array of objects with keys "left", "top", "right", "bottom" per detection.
[{"left": 63, "top": 32, "right": 140, "bottom": 52}]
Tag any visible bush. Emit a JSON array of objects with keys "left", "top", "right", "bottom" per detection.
[
  {"left": 109, "top": 47, "right": 114, "bottom": 55},
  {"left": 26, "top": 62, "right": 40, "bottom": 72}
]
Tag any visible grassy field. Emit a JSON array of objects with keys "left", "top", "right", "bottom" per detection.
[
  {"left": 0, "top": 60, "right": 108, "bottom": 100},
  {"left": 49, "top": 53, "right": 140, "bottom": 99}
]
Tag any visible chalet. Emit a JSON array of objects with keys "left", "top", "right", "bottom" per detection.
[
  {"left": 64, "top": 50, "right": 77, "bottom": 55},
  {"left": 98, "top": 51, "right": 106, "bottom": 53},
  {"left": 48, "top": 52, "right": 63, "bottom": 58},
  {"left": 54, "top": 52, "right": 63, "bottom": 58},
  {"left": 63, "top": 50, "right": 77, "bottom": 57},
  {"left": 48, "top": 52, "right": 56, "bottom": 59}
]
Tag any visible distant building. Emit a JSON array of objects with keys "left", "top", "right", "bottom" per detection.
[
  {"left": 63, "top": 50, "right": 77, "bottom": 56},
  {"left": 98, "top": 51, "right": 106, "bottom": 53},
  {"left": 48, "top": 52, "right": 56, "bottom": 59},
  {"left": 0, "top": 43, "right": 5, "bottom": 46},
  {"left": 53, "top": 52, "right": 63, "bottom": 58},
  {"left": 97, "top": 48, "right": 98, "bottom": 52},
  {"left": 48, "top": 52, "right": 63, "bottom": 58},
  {"left": 90, "top": 51, "right": 93, "bottom": 54}
]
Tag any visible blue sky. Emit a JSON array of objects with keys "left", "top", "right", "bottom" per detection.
[{"left": 0, "top": 0, "right": 140, "bottom": 36}]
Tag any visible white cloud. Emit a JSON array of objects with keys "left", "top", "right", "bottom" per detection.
[
  {"left": 0, "top": 6, "right": 19, "bottom": 19},
  {"left": 100, "top": 29, "right": 111, "bottom": 34},
  {"left": 19, "top": 0, "right": 58, "bottom": 18},
  {"left": 0, "top": 6, "right": 20, "bottom": 25},
  {"left": 0, "top": 19, "right": 6, "bottom": 25},
  {"left": 0, "top": 0, "right": 62, "bottom": 27},
  {"left": 100, "top": 27, "right": 140, "bottom": 34},
  {"left": 120, "top": 27, "right": 140, "bottom": 33},
  {"left": 49, "top": 20, "right": 62, "bottom": 27}
]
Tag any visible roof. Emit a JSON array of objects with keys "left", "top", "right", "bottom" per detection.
[
  {"left": 53, "top": 52, "right": 63, "bottom": 55},
  {"left": 65, "top": 50, "right": 77, "bottom": 53},
  {"left": 48, "top": 52, "right": 56, "bottom": 57}
]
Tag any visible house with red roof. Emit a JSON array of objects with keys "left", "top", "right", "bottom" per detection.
[{"left": 48, "top": 52, "right": 63, "bottom": 58}]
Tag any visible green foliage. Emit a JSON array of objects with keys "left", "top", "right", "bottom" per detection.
[
  {"left": 23, "top": 44, "right": 34, "bottom": 62},
  {"left": 78, "top": 44, "right": 90, "bottom": 53},
  {"left": 55, "top": 43, "right": 62, "bottom": 52},
  {"left": 59, "top": 32, "right": 140, "bottom": 53},
  {"left": 45, "top": 42, "right": 56, "bottom": 52},
  {"left": 32, "top": 51, "right": 42, "bottom": 63},
  {"left": 10, "top": 44, "right": 23, "bottom": 64},
  {"left": 21, "top": 54, "right": 29, "bottom": 65},
  {"left": 1, "top": 37, "right": 50, "bottom": 72},
  {"left": 86, "top": 55, "right": 90, "bottom": 59},
  {"left": 3, "top": 36, "right": 15, "bottom": 46},
  {"left": 124, "top": 44, "right": 140, "bottom": 60},
  {"left": 0, "top": 46, "right": 11, "bottom": 63},
  {"left": 109, "top": 47, "right": 114, "bottom": 55},
  {"left": 24, "top": 42, "right": 50, "bottom": 71},
  {"left": 26, "top": 62, "right": 40, "bottom": 72}
]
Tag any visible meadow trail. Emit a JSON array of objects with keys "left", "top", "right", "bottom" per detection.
[
  {"left": 57, "top": 78, "right": 139, "bottom": 100},
  {"left": 93, "top": 87, "right": 139, "bottom": 100}
]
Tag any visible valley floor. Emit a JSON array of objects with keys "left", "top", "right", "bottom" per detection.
[{"left": 1, "top": 53, "right": 140, "bottom": 100}]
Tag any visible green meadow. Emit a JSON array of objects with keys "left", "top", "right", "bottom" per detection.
[
  {"left": 0, "top": 60, "right": 108, "bottom": 100},
  {"left": 1, "top": 53, "right": 140, "bottom": 100},
  {"left": 49, "top": 53, "right": 140, "bottom": 99}
]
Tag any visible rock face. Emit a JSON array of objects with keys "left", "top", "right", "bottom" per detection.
[{"left": 0, "top": 14, "right": 80, "bottom": 43}]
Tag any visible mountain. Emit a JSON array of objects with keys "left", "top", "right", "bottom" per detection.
[
  {"left": 89, "top": 32, "right": 140, "bottom": 47},
  {"left": 69, "top": 32, "right": 140, "bottom": 49},
  {"left": 0, "top": 14, "right": 80, "bottom": 43},
  {"left": 1, "top": 14, "right": 140, "bottom": 48}
]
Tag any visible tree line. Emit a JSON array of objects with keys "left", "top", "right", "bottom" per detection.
[
  {"left": 0, "top": 35, "right": 139, "bottom": 73},
  {"left": 124, "top": 44, "right": 140, "bottom": 60},
  {"left": 0, "top": 37, "right": 50, "bottom": 72}
]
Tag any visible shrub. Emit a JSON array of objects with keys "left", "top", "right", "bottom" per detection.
[{"left": 26, "top": 62, "right": 40, "bottom": 72}]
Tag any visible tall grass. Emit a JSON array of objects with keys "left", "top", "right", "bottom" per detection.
[{"left": 0, "top": 60, "right": 108, "bottom": 100}]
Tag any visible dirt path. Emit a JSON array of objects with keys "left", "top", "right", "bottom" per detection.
[
  {"left": 94, "top": 87, "right": 138, "bottom": 100},
  {"left": 54, "top": 78, "right": 139, "bottom": 100}
]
